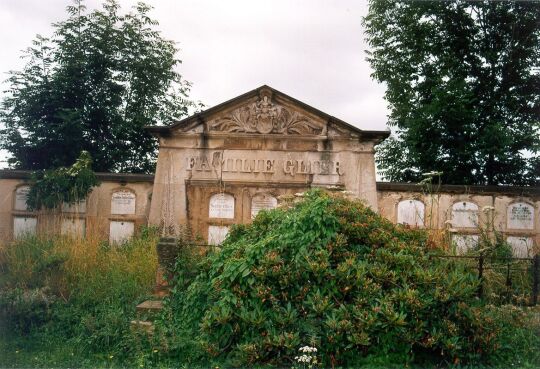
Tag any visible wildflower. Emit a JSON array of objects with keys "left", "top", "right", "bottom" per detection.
[
  {"left": 109, "top": 355, "right": 114, "bottom": 359},
  {"left": 294, "top": 192, "right": 305, "bottom": 197},
  {"left": 153, "top": 349, "right": 158, "bottom": 353},
  {"left": 482, "top": 206, "right": 495, "bottom": 213}
]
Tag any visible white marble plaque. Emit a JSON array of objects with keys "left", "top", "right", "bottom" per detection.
[
  {"left": 61, "top": 218, "right": 86, "bottom": 237},
  {"left": 62, "top": 200, "right": 87, "bottom": 213},
  {"left": 13, "top": 216, "right": 37, "bottom": 238},
  {"left": 109, "top": 220, "right": 135, "bottom": 244},
  {"left": 209, "top": 193, "right": 235, "bottom": 219},
  {"left": 397, "top": 199, "right": 424, "bottom": 227},
  {"left": 208, "top": 225, "right": 229, "bottom": 245},
  {"left": 506, "top": 236, "right": 534, "bottom": 258},
  {"left": 507, "top": 202, "right": 534, "bottom": 230},
  {"left": 451, "top": 201, "right": 478, "bottom": 228},
  {"left": 452, "top": 234, "right": 479, "bottom": 254},
  {"left": 14, "top": 186, "right": 31, "bottom": 211},
  {"left": 111, "top": 191, "right": 136, "bottom": 215},
  {"left": 251, "top": 194, "right": 278, "bottom": 218}
]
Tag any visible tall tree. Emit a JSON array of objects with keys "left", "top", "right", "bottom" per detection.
[
  {"left": 364, "top": 0, "right": 540, "bottom": 185},
  {"left": 0, "top": 0, "right": 197, "bottom": 173}
]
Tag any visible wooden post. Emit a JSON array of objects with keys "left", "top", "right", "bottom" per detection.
[
  {"left": 532, "top": 255, "right": 539, "bottom": 306},
  {"left": 477, "top": 255, "right": 484, "bottom": 299},
  {"left": 505, "top": 261, "right": 512, "bottom": 304}
]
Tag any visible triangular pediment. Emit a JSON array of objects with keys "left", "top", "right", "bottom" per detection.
[{"left": 146, "top": 85, "right": 389, "bottom": 141}]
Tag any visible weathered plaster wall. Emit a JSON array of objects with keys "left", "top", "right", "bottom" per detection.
[
  {"left": 377, "top": 183, "right": 540, "bottom": 256},
  {"left": 1, "top": 172, "right": 539, "bottom": 257},
  {"left": 0, "top": 172, "right": 153, "bottom": 243},
  {"left": 147, "top": 87, "right": 384, "bottom": 238}
]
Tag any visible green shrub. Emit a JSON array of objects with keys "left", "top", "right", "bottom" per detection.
[
  {"left": 27, "top": 151, "right": 99, "bottom": 210},
  {"left": 165, "top": 190, "right": 534, "bottom": 367}
]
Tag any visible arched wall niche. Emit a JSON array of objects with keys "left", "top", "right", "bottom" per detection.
[
  {"left": 397, "top": 199, "right": 425, "bottom": 227},
  {"left": 451, "top": 201, "right": 479, "bottom": 228}
]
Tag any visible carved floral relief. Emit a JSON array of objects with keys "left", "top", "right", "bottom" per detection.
[{"left": 208, "top": 90, "right": 324, "bottom": 135}]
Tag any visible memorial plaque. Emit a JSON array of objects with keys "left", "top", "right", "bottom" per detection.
[
  {"left": 506, "top": 236, "right": 534, "bottom": 258},
  {"left": 62, "top": 200, "right": 87, "bottom": 213},
  {"left": 209, "top": 193, "right": 235, "bottom": 219},
  {"left": 452, "top": 234, "right": 479, "bottom": 254},
  {"left": 451, "top": 201, "right": 478, "bottom": 228},
  {"left": 14, "top": 186, "right": 31, "bottom": 211},
  {"left": 251, "top": 194, "right": 278, "bottom": 219},
  {"left": 208, "top": 225, "right": 229, "bottom": 245},
  {"left": 61, "top": 218, "right": 86, "bottom": 237},
  {"left": 109, "top": 220, "right": 135, "bottom": 244},
  {"left": 13, "top": 216, "right": 37, "bottom": 238},
  {"left": 507, "top": 202, "right": 534, "bottom": 230},
  {"left": 397, "top": 200, "right": 424, "bottom": 227},
  {"left": 111, "top": 191, "right": 136, "bottom": 215}
]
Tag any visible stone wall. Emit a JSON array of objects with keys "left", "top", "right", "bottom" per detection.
[
  {"left": 1, "top": 87, "right": 538, "bottom": 257},
  {"left": 1, "top": 171, "right": 538, "bottom": 257},
  {"left": 0, "top": 171, "right": 153, "bottom": 244},
  {"left": 146, "top": 86, "right": 388, "bottom": 243},
  {"left": 377, "top": 183, "right": 540, "bottom": 257}
]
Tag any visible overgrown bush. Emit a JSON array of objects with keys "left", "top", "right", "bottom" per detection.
[{"left": 165, "top": 190, "right": 539, "bottom": 368}]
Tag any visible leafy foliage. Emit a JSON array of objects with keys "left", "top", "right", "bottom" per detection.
[
  {"left": 26, "top": 151, "right": 99, "bottom": 210},
  {"left": 165, "top": 190, "right": 530, "bottom": 367},
  {"left": 0, "top": 0, "right": 198, "bottom": 173},
  {"left": 364, "top": 0, "right": 540, "bottom": 185}
]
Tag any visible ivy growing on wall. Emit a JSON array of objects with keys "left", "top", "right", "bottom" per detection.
[{"left": 27, "top": 151, "right": 99, "bottom": 210}]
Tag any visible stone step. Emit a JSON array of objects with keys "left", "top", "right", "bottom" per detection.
[
  {"left": 136, "top": 299, "right": 164, "bottom": 315},
  {"left": 130, "top": 319, "right": 154, "bottom": 334}
]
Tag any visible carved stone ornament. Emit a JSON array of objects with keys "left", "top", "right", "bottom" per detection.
[{"left": 209, "top": 89, "right": 323, "bottom": 135}]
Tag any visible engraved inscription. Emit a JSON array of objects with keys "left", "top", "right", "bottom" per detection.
[
  {"left": 251, "top": 194, "right": 278, "bottom": 219},
  {"left": 111, "top": 191, "right": 136, "bottom": 215},
  {"left": 507, "top": 202, "right": 534, "bottom": 230},
  {"left": 209, "top": 193, "right": 235, "bottom": 219},
  {"left": 451, "top": 202, "right": 478, "bottom": 228},
  {"left": 186, "top": 153, "right": 343, "bottom": 176},
  {"left": 14, "top": 186, "right": 31, "bottom": 211}
]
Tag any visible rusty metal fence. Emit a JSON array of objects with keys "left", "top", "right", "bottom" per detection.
[{"left": 431, "top": 254, "right": 539, "bottom": 306}]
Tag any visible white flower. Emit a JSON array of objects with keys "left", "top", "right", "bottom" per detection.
[
  {"left": 294, "top": 192, "right": 305, "bottom": 197},
  {"left": 482, "top": 206, "right": 495, "bottom": 213}
]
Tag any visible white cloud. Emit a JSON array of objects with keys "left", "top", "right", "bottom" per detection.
[{"left": 0, "top": 0, "right": 389, "bottom": 169}]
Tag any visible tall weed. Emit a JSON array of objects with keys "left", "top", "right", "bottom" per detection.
[{"left": 0, "top": 230, "right": 158, "bottom": 366}]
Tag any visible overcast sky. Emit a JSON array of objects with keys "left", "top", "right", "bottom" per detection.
[{"left": 0, "top": 0, "right": 390, "bottom": 168}]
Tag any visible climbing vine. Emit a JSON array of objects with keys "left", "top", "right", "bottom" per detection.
[{"left": 27, "top": 151, "right": 99, "bottom": 210}]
